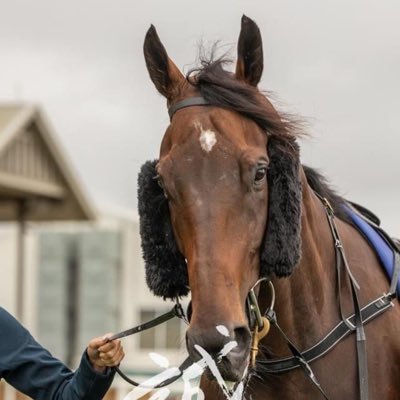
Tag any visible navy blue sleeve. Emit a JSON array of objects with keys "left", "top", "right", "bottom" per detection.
[{"left": 0, "top": 308, "right": 115, "bottom": 400}]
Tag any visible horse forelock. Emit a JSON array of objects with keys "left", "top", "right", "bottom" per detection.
[{"left": 184, "top": 53, "right": 304, "bottom": 150}]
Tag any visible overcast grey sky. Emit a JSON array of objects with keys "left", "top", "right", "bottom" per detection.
[{"left": 1, "top": 0, "right": 399, "bottom": 231}]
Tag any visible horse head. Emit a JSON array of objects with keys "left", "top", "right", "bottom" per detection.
[{"left": 140, "top": 15, "right": 302, "bottom": 382}]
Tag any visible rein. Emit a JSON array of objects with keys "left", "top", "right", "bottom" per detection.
[{"left": 108, "top": 300, "right": 190, "bottom": 388}]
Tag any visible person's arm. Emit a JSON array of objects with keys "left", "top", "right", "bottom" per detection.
[{"left": 0, "top": 307, "right": 123, "bottom": 400}]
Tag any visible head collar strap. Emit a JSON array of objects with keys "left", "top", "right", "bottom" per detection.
[{"left": 168, "top": 96, "right": 210, "bottom": 120}]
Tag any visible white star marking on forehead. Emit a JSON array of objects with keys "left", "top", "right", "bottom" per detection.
[{"left": 195, "top": 121, "right": 217, "bottom": 153}]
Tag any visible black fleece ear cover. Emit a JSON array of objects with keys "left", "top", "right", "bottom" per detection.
[
  {"left": 260, "top": 137, "right": 302, "bottom": 277},
  {"left": 137, "top": 139, "right": 302, "bottom": 298},
  {"left": 137, "top": 160, "right": 189, "bottom": 299}
]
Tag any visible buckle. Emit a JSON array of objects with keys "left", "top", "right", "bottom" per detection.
[
  {"left": 334, "top": 239, "right": 343, "bottom": 249},
  {"left": 345, "top": 318, "right": 356, "bottom": 330},
  {"left": 322, "top": 197, "right": 334, "bottom": 215}
]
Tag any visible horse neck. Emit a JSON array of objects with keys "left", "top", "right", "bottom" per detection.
[{"left": 261, "top": 169, "right": 339, "bottom": 351}]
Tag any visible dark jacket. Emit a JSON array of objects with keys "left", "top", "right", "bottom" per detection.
[{"left": 0, "top": 307, "right": 115, "bottom": 399}]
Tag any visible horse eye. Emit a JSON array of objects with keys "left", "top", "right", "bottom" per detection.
[{"left": 254, "top": 167, "right": 267, "bottom": 183}]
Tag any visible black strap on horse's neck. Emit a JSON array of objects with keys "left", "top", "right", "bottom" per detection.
[
  {"left": 322, "top": 195, "right": 369, "bottom": 400},
  {"left": 259, "top": 294, "right": 393, "bottom": 371},
  {"left": 168, "top": 96, "right": 210, "bottom": 120},
  {"left": 258, "top": 195, "right": 399, "bottom": 400}
]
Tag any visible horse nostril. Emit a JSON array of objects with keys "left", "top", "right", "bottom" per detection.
[{"left": 233, "top": 326, "right": 251, "bottom": 350}]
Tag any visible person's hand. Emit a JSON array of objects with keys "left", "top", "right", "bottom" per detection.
[{"left": 87, "top": 333, "right": 124, "bottom": 373}]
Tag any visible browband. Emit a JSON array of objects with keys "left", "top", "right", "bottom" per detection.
[{"left": 168, "top": 97, "right": 210, "bottom": 119}]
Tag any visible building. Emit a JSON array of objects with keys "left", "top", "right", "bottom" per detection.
[{"left": 0, "top": 102, "right": 95, "bottom": 321}]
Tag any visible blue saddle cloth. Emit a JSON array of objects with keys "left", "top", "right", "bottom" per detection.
[{"left": 344, "top": 204, "right": 399, "bottom": 295}]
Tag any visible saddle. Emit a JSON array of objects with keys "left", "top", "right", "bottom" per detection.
[{"left": 344, "top": 201, "right": 400, "bottom": 295}]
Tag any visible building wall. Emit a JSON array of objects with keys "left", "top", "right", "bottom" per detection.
[{"left": 36, "top": 230, "right": 122, "bottom": 365}]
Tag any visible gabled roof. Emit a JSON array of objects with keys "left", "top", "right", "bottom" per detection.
[{"left": 0, "top": 103, "right": 95, "bottom": 221}]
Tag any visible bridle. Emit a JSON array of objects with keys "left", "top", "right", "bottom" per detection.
[{"left": 109, "top": 97, "right": 400, "bottom": 399}]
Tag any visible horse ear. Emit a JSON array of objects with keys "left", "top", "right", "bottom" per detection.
[
  {"left": 143, "top": 25, "right": 185, "bottom": 100},
  {"left": 235, "top": 15, "right": 264, "bottom": 86}
]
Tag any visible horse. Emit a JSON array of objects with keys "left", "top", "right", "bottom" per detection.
[{"left": 138, "top": 15, "right": 400, "bottom": 399}]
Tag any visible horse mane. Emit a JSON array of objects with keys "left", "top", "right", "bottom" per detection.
[
  {"left": 303, "top": 165, "right": 350, "bottom": 222},
  {"left": 187, "top": 55, "right": 302, "bottom": 151}
]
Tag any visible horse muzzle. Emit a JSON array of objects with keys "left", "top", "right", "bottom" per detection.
[{"left": 186, "top": 322, "right": 252, "bottom": 382}]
